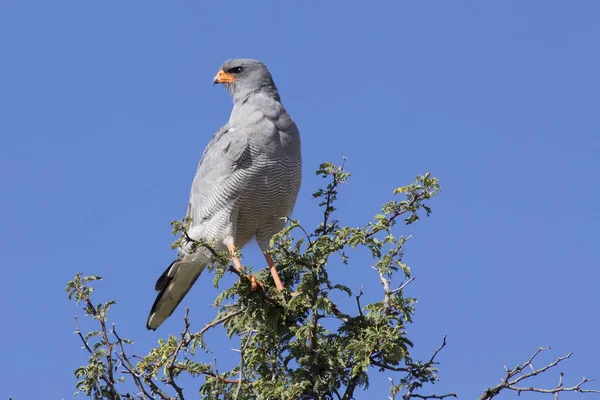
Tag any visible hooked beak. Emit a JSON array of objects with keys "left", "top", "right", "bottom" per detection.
[{"left": 212, "top": 69, "right": 236, "bottom": 86}]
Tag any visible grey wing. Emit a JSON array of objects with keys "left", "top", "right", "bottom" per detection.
[
  {"left": 148, "top": 126, "right": 251, "bottom": 330},
  {"left": 186, "top": 125, "right": 249, "bottom": 225}
]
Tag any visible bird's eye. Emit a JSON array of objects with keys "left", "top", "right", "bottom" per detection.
[{"left": 228, "top": 66, "right": 244, "bottom": 74}]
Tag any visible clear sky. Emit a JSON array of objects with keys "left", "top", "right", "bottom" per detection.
[{"left": 1, "top": 1, "right": 599, "bottom": 399}]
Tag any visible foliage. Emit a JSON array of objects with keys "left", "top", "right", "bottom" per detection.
[{"left": 66, "top": 162, "right": 597, "bottom": 400}]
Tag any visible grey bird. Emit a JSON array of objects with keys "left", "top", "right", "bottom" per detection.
[{"left": 146, "top": 59, "right": 302, "bottom": 330}]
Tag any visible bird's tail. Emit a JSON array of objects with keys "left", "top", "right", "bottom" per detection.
[{"left": 146, "top": 257, "right": 208, "bottom": 330}]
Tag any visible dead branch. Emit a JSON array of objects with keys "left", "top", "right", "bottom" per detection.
[{"left": 478, "top": 347, "right": 599, "bottom": 399}]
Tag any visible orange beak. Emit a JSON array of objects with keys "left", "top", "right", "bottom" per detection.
[{"left": 213, "top": 69, "right": 236, "bottom": 85}]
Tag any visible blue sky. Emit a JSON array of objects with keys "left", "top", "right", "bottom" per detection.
[{"left": 1, "top": 1, "right": 599, "bottom": 399}]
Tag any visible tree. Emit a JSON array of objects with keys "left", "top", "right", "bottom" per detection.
[{"left": 66, "top": 162, "right": 598, "bottom": 399}]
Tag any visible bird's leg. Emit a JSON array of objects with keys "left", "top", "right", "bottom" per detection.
[
  {"left": 226, "top": 242, "right": 261, "bottom": 290},
  {"left": 226, "top": 242, "right": 244, "bottom": 272},
  {"left": 263, "top": 252, "right": 285, "bottom": 291}
]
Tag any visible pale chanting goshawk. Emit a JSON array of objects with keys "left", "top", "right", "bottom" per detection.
[{"left": 147, "top": 59, "right": 302, "bottom": 330}]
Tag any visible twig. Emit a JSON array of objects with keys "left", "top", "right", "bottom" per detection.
[
  {"left": 143, "top": 377, "right": 173, "bottom": 400},
  {"left": 510, "top": 377, "right": 597, "bottom": 395},
  {"left": 141, "top": 309, "right": 246, "bottom": 399},
  {"left": 233, "top": 331, "right": 256, "bottom": 400},
  {"left": 95, "top": 303, "right": 117, "bottom": 394},
  {"left": 74, "top": 299, "right": 119, "bottom": 400},
  {"left": 402, "top": 336, "right": 448, "bottom": 400},
  {"left": 112, "top": 324, "right": 154, "bottom": 400},
  {"left": 192, "top": 309, "right": 244, "bottom": 340},
  {"left": 409, "top": 394, "right": 457, "bottom": 399},
  {"left": 342, "top": 374, "right": 361, "bottom": 400},
  {"left": 391, "top": 278, "right": 415, "bottom": 295},
  {"left": 364, "top": 190, "right": 428, "bottom": 240},
  {"left": 74, "top": 315, "right": 115, "bottom": 397},
  {"left": 555, "top": 373, "right": 563, "bottom": 400},
  {"left": 374, "top": 268, "right": 392, "bottom": 314},
  {"left": 295, "top": 219, "right": 314, "bottom": 248},
  {"left": 355, "top": 285, "right": 364, "bottom": 317},
  {"left": 371, "top": 360, "right": 409, "bottom": 372},
  {"left": 425, "top": 336, "right": 447, "bottom": 368},
  {"left": 171, "top": 365, "right": 241, "bottom": 385},
  {"left": 478, "top": 347, "right": 599, "bottom": 399},
  {"left": 213, "top": 357, "right": 221, "bottom": 395},
  {"left": 320, "top": 158, "right": 346, "bottom": 236},
  {"left": 166, "top": 308, "right": 191, "bottom": 400},
  {"left": 181, "top": 228, "right": 219, "bottom": 258},
  {"left": 74, "top": 316, "right": 95, "bottom": 355}
]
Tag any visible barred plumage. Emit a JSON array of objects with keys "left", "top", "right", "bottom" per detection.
[{"left": 147, "top": 59, "right": 302, "bottom": 330}]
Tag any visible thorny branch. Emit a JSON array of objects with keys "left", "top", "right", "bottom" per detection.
[
  {"left": 143, "top": 377, "right": 172, "bottom": 400},
  {"left": 166, "top": 309, "right": 190, "bottom": 399},
  {"left": 555, "top": 373, "right": 563, "bottom": 400},
  {"left": 73, "top": 295, "right": 120, "bottom": 399},
  {"left": 320, "top": 157, "right": 346, "bottom": 236},
  {"left": 112, "top": 324, "right": 153, "bottom": 400},
  {"left": 290, "top": 216, "right": 314, "bottom": 248},
  {"left": 233, "top": 330, "right": 256, "bottom": 400},
  {"left": 364, "top": 188, "right": 431, "bottom": 240},
  {"left": 374, "top": 267, "right": 415, "bottom": 316},
  {"left": 355, "top": 285, "right": 364, "bottom": 317},
  {"left": 408, "top": 394, "right": 457, "bottom": 400},
  {"left": 74, "top": 315, "right": 116, "bottom": 398},
  {"left": 478, "top": 347, "right": 600, "bottom": 399},
  {"left": 163, "top": 309, "right": 247, "bottom": 385},
  {"left": 73, "top": 279, "right": 246, "bottom": 400},
  {"left": 401, "top": 336, "right": 457, "bottom": 400},
  {"left": 68, "top": 167, "right": 597, "bottom": 400}
]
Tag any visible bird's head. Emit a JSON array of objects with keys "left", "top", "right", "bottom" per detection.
[{"left": 213, "top": 58, "right": 280, "bottom": 102}]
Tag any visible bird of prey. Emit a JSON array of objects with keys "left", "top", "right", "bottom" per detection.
[{"left": 146, "top": 59, "right": 302, "bottom": 330}]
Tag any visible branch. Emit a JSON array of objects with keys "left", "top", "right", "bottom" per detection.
[
  {"left": 374, "top": 268, "right": 415, "bottom": 316},
  {"left": 355, "top": 285, "right": 364, "bottom": 317},
  {"left": 112, "top": 324, "right": 155, "bottom": 400},
  {"left": 510, "top": 377, "right": 597, "bottom": 395},
  {"left": 143, "top": 377, "right": 174, "bottom": 400},
  {"left": 74, "top": 315, "right": 96, "bottom": 355},
  {"left": 166, "top": 308, "right": 191, "bottom": 400},
  {"left": 364, "top": 189, "right": 429, "bottom": 240},
  {"left": 233, "top": 331, "right": 256, "bottom": 400},
  {"left": 555, "top": 373, "right": 563, "bottom": 400},
  {"left": 478, "top": 347, "right": 599, "bottom": 399},
  {"left": 182, "top": 225, "right": 284, "bottom": 308},
  {"left": 401, "top": 336, "right": 448, "bottom": 400},
  {"left": 181, "top": 227, "right": 218, "bottom": 258},
  {"left": 172, "top": 366, "right": 242, "bottom": 385},
  {"left": 294, "top": 218, "right": 314, "bottom": 248},
  {"left": 319, "top": 158, "right": 346, "bottom": 236},
  {"left": 424, "top": 335, "right": 447, "bottom": 368},
  {"left": 74, "top": 315, "right": 116, "bottom": 397},
  {"left": 73, "top": 296, "right": 120, "bottom": 400},
  {"left": 96, "top": 303, "right": 117, "bottom": 396},
  {"left": 342, "top": 374, "right": 360, "bottom": 400},
  {"left": 391, "top": 278, "right": 415, "bottom": 295},
  {"left": 138, "top": 309, "right": 246, "bottom": 398},
  {"left": 371, "top": 360, "right": 409, "bottom": 372},
  {"left": 191, "top": 309, "right": 244, "bottom": 339},
  {"left": 409, "top": 394, "right": 457, "bottom": 399}
]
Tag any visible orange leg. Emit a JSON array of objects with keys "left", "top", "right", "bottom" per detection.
[
  {"left": 264, "top": 252, "right": 285, "bottom": 291},
  {"left": 226, "top": 242, "right": 244, "bottom": 272},
  {"left": 226, "top": 242, "right": 261, "bottom": 290}
]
